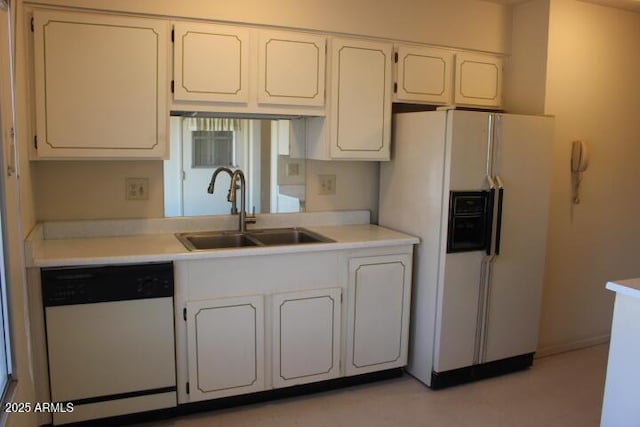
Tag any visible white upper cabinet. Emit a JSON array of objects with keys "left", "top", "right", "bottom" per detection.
[
  {"left": 258, "top": 31, "right": 325, "bottom": 107},
  {"left": 454, "top": 52, "right": 503, "bottom": 109},
  {"left": 173, "top": 22, "right": 249, "bottom": 103},
  {"left": 172, "top": 24, "right": 325, "bottom": 114},
  {"left": 394, "top": 45, "right": 453, "bottom": 105},
  {"left": 307, "top": 38, "right": 392, "bottom": 161},
  {"left": 33, "top": 9, "right": 169, "bottom": 159},
  {"left": 330, "top": 38, "right": 392, "bottom": 160}
]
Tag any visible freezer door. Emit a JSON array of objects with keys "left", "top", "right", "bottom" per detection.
[
  {"left": 433, "top": 251, "right": 484, "bottom": 372},
  {"left": 447, "top": 110, "right": 491, "bottom": 191},
  {"left": 482, "top": 114, "right": 553, "bottom": 363}
]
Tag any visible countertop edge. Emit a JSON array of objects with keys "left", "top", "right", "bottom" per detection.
[
  {"left": 606, "top": 279, "right": 640, "bottom": 299},
  {"left": 28, "top": 224, "right": 420, "bottom": 268}
]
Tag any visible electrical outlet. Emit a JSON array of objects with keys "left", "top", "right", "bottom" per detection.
[
  {"left": 125, "top": 177, "right": 149, "bottom": 200},
  {"left": 286, "top": 162, "right": 300, "bottom": 177},
  {"left": 318, "top": 174, "right": 336, "bottom": 195}
]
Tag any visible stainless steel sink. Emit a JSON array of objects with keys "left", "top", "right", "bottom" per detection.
[
  {"left": 247, "top": 228, "right": 334, "bottom": 246},
  {"left": 175, "top": 227, "right": 334, "bottom": 251},
  {"left": 176, "top": 232, "right": 261, "bottom": 251}
]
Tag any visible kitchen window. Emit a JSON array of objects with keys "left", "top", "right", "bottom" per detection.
[{"left": 192, "top": 130, "right": 235, "bottom": 168}]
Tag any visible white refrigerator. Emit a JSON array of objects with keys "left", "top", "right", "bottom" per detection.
[{"left": 379, "top": 109, "right": 553, "bottom": 388}]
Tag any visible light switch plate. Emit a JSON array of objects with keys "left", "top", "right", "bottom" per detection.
[{"left": 125, "top": 177, "right": 149, "bottom": 200}]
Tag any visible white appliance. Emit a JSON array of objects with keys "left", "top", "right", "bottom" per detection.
[
  {"left": 379, "top": 109, "right": 553, "bottom": 388},
  {"left": 42, "top": 262, "right": 177, "bottom": 425}
]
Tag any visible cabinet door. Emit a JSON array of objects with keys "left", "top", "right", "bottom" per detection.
[
  {"left": 186, "top": 295, "right": 264, "bottom": 402},
  {"left": 33, "top": 10, "right": 168, "bottom": 158},
  {"left": 346, "top": 255, "right": 412, "bottom": 376},
  {"left": 272, "top": 288, "right": 341, "bottom": 388},
  {"left": 330, "top": 38, "right": 392, "bottom": 160},
  {"left": 394, "top": 45, "right": 453, "bottom": 104},
  {"left": 258, "top": 31, "right": 325, "bottom": 107},
  {"left": 173, "top": 22, "right": 249, "bottom": 103},
  {"left": 454, "top": 52, "right": 503, "bottom": 108}
]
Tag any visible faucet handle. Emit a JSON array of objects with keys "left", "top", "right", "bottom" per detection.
[{"left": 246, "top": 206, "right": 257, "bottom": 224}]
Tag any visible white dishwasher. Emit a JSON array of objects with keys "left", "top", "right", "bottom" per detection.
[{"left": 41, "top": 262, "right": 177, "bottom": 425}]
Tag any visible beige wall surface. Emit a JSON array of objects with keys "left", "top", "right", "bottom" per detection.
[
  {"left": 32, "top": 161, "right": 164, "bottom": 220},
  {"left": 537, "top": 0, "right": 640, "bottom": 354},
  {"left": 28, "top": 0, "right": 510, "bottom": 53},
  {"left": 305, "top": 160, "right": 379, "bottom": 221},
  {"left": 504, "top": 0, "right": 550, "bottom": 114}
]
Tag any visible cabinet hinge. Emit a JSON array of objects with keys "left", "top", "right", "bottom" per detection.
[
  {"left": 183, "top": 307, "right": 187, "bottom": 321},
  {"left": 186, "top": 382, "right": 190, "bottom": 394},
  {"left": 393, "top": 82, "right": 398, "bottom": 94},
  {"left": 30, "top": 17, "right": 34, "bottom": 32},
  {"left": 9, "top": 127, "right": 14, "bottom": 139},
  {"left": 394, "top": 52, "right": 398, "bottom": 63},
  {"left": 171, "top": 80, "right": 175, "bottom": 94},
  {"left": 171, "top": 29, "right": 175, "bottom": 43},
  {"left": 340, "top": 293, "right": 343, "bottom": 303},
  {"left": 33, "top": 135, "right": 38, "bottom": 150}
]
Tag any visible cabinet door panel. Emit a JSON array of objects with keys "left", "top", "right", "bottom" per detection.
[
  {"left": 395, "top": 45, "right": 453, "bottom": 104},
  {"left": 330, "top": 39, "right": 392, "bottom": 160},
  {"left": 347, "top": 255, "right": 412, "bottom": 375},
  {"left": 454, "top": 52, "right": 503, "bottom": 108},
  {"left": 33, "top": 10, "right": 168, "bottom": 158},
  {"left": 258, "top": 31, "right": 325, "bottom": 106},
  {"left": 173, "top": 22, "right": 249, "bottom": 103},
  {"left": 272, "top": 288, "right": 341, "bottom": 388},
  {"left": 186, "top": 295, "right": 264, "bottom": 402}
]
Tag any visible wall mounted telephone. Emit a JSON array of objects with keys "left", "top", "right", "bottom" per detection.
[
  {"left": 571, "top": 140, "right": 589, "bottom": 204},
  {"left": 571, "top": 140, "right": 589, "bottom": 173}
]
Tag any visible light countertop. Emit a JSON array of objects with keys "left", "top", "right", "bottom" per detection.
[
  {"left": 606, "top": 278, "right": 640, "bottom": 299},
  {"left": 26, "top": 223, "right": 419, "bottom": 268}
]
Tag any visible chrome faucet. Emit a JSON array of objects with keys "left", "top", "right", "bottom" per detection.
[
  {"left": 208, "top": 167, "right": 256, "bottom": 232},
  {"left": 230, "top": 169, "right": 256, "bottom": 232},
  {"left": 208, "top": 167, "right": 238, "bottom": 214}
]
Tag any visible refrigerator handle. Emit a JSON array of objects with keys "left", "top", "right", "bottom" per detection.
[
  {"left": 494, "top": 175, "right": 505, "bottom": 256},
  {"left": 486, "top": 114, "right": 495, "bottom": 179},
  {"left": 484, "top": 188, "right": 495, "bottom": 256}
]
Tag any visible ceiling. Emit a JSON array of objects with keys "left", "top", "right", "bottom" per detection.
[{"left": 483, "top": 0, "right": 640, "bottom": 13}]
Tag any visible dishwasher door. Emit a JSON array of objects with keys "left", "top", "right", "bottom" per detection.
[{"left": 42, "top": 263, "right": 177, "bottom": 425}]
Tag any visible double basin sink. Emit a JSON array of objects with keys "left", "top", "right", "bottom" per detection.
[{"left": 176, "top": 227, "right": 334, "bottom": 251}]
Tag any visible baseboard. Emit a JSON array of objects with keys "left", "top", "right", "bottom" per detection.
[
  {"left": 430, "top": 353, "right": 534, "bottom": 390},
  {"left": 535, "top": 334, "right": 610, "bottom": 358}
]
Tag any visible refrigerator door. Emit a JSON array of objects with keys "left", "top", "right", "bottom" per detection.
[
  {"left": 447, "top": 110, "right": 491, "bottom": 190},
  {"left": 434, "top": 110, "right": 491, "bottom": 373},
  {"left": 380, "top": 110, "right": 448, "bottom": 385},
  {"left": 482, "top": 114, "right": 554, "bottom": 363}
]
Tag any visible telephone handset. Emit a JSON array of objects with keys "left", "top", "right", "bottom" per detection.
[
  {"left": 571, "top": 140, "right": 589, "bottom": 173},
  {"left": 571, "top": 140, "right": 589, "bottom": 204}
]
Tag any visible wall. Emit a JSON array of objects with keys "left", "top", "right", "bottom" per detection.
[
  {"left": 305, "top": 160, "right": 380, "bottom": 221},
  {"left": 32, "top": 161, "right": 164, "bottom": 220},
  {"left": 504, "top": 0, "right": 549, "bottom": 114},
  {"left": 28, "top": 0, "right": 510, "bottom": 53},
  {"left": 537, "top": 0, "right": 640, "bottom": 354},
  {"left": 19, "top": 0, "right": 510, "bottom": 223}
]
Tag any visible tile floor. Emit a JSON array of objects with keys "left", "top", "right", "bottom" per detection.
[{"left": 138, "top": 344, "right": 609, "bottom": 427}]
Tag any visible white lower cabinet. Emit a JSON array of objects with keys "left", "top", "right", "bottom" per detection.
[
  {"left": 177, "top": 248, "right": 413, "bottom": 404},
  {"left": 185, "top": 295, "right": 265, "bottom": 402},
  {"left": 346, "top": 254, "right": 412, "bottom": 376},
  {"left": 272, "top": 288, "right": 341, "bottom": 388}
]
